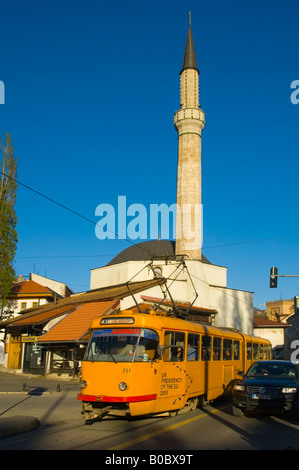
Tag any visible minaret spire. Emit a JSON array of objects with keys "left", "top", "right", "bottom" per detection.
[
  {"left": 174, "top": 16, "right": 205, "bottom": 260},
  {"left": 181, "top": 12, "right": 198, "bottom": 74}
]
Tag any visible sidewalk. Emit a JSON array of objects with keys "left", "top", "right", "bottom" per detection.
[
  {"left": 0, "top": 365, "right": 80, "bottom": 393},
  {"left": 0, "top": 366, "right": 81, "bottom": 438}
]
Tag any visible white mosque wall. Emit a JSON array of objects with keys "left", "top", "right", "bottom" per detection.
[
  {"left": 210, "top": 287, "right": 253, "bottom": 334},
  {"left": 90, "top": 259, "right": 253, "bottom": 334}
]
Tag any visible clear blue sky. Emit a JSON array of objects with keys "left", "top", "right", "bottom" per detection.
[{"left": 0, "top": 0, "right": 298, "bottom": 309}]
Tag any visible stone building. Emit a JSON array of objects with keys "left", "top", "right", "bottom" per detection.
[{"left": 265, "top": 298, "right": 294, "bottom": 322}]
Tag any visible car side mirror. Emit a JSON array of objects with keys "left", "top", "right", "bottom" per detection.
[{"left": 238, "top": 371, "right": 244, "bottom": 377}]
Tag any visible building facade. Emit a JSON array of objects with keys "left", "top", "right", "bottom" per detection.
[
  {"left": 265, "top": 298, "right": 294, "bottom": 323},
  {"left": 0, "top": 274, "right": 72, "bottom": 367}
]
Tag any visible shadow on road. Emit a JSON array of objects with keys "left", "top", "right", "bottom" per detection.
[
  {"left": 206, "top": 399, "right": 299, "bottom": 450},
  {"left": 0, "top": 395, "right": 33, "bottom": 417}
]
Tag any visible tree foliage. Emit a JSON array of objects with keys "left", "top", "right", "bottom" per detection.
[{"left": 0, "top": 133, "right": 18, "bottom": 314}]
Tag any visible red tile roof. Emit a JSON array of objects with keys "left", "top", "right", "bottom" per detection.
[
  {"left": 141, "top": 295, "right": 218, "bottom": 313},
  {"left": 37, "top": 300, "right": 119, "bottom": 343},
  {"left": 12, "top": 305, "right": 79, "bottom": 326},
  {"left": 253, "top": 315, "right": 290, "bottom": 328},
  {"left": 0, "top": 279, "right": 166, "bottom": 328},
  {"left": 11, "top": 280, "right": 56, "bottom": 296}
]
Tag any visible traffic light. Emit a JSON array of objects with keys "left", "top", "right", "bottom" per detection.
[{"left": 270, "top": 266, "right": 278, "bottom": 288}]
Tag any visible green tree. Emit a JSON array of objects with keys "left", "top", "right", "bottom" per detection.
[{"left": 0, "top": 133, "right": 18, "bottom": 320}]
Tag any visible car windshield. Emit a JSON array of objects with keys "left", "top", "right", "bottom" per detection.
[
  {"left": 247, "top": 362, "right": 297, "bottom": 379},
  {"left": 85, "top": 328, "right": 159, "bottom": 362}
]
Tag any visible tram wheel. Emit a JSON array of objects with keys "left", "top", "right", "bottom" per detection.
[
  {"left": 198, "top": 395, "right": 208, "bottom": 408},
  {"left": 188, "top": 397, "right": 198, "bottom": 411}
]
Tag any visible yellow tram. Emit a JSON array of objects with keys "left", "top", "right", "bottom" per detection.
[{"left": 78, "top": 309, "right": 271, "bottom": 422}]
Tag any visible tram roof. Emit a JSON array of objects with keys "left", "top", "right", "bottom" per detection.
[{"left": 90, "top": 310, "right": 270, "bottom": 343}]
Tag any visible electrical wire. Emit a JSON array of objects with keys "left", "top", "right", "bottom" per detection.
[
  {"left": 16, "top": 254, "right": 114, "bottom": 259},
  {"left": 3, "top": 171, "right": 299, "bottom": 260},
  {"left": 2, "top": 172, "right": 266, "bottom": 309},
  {"left": 1, "top": 170, "right": 159, "bottom": 260}
]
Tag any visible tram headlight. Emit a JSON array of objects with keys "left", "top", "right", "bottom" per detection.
[
  {"left": 80, "top": 380, "right": 87, "bottom": 389},
  {"left": 119, "top": 382, "right": 127, "bottom": 391}
]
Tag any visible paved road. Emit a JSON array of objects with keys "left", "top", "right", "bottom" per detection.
[
  {"left": 1, "top": 368, "right": 299, "bottom": 451},
  {"left": 0, "top": 367, "right": 80, "bottom": 394},
  {"left": 0, "top": 367, "right": 81, "bottom": 438}
]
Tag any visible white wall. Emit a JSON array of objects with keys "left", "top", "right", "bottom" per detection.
[
  {"left": 90, "top": 258, "right": 254, "bottom": 334},
  {"left": 211, "top": 287, "right": 253, "bottom": 334},
  {"left": 254, "top": 327, "right": 285, "bottom": 350},
  {"left": 31, "top": 273, "right": 68, "bottom": 297}
]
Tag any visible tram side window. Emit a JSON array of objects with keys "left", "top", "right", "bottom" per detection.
[
  {"left": 234, "top": 340, "right": 240, "bottom": 360},
  {"left": 187, "top": 334, "right": 199, "bottom": 361},
  {"left": 263, "top": 345, "right": 268, "bottom": 359},
  {"left": 213, "top": 337, "right": 222, "bottom": 360},
  {"left": 164, "top": 331, "right": 185, "bottom": 362},
  {"left": 201, "top": 335, "right": 211, "bottom": 361},
  {"left": 223, "top": 339, "right": 232, "bottom": 360},
  {"left": 267, "top": 345, "right": 272, "bottom": 359},
  {"left": 253, "top": 343, "right": 259, "bottom": 360},
  {"left": 247, "top": 342, "right": 252, "bottom": 360}
]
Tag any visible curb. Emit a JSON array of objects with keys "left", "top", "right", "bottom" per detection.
[{"left": 0, "top": 415, "right": 40, "bottom": 438}]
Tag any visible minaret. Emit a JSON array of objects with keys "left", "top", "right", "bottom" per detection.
[{"left": 174, "top": 14, "right": 205, "bottom": 260}]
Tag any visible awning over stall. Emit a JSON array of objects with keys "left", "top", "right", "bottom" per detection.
[{"left": 37, "top": 300, "right": 119, "bottom": 344}]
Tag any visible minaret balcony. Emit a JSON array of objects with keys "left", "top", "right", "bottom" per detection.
[{"left": 174, "top": 107, "right": 205, "bottom": 135}]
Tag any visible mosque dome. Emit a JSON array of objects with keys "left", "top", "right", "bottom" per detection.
[{"left": 106, "top": 240, "right": 211, "bottom": 266}]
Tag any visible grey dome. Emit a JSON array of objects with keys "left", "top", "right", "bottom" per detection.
[{"left": 106, "top": 240, "right": 210, "bottom": 266}]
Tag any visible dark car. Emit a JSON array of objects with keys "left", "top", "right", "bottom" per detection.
[{"left": 232, "top": 360, "right": 299, "bottom": 418}]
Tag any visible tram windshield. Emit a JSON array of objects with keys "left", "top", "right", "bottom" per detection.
[{"left": 85, "top": 328, "right": 160, "bottom": 363}]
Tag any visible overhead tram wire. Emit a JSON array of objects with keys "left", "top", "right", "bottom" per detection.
[
  {"left": 4, "top": 171, "right": 299, "bottom": 257},
  {"left": 202, "top": 232, "right": 299, "bottom": 250},
  {"left": 188, "top": 271, "right": 254, "bottom": 308},
  {"left": 1, "top": 170, "right": 158, "bottom": 260},
  {"left": 4, "top": 177, "right": 292, "bottom": 310},
  {"left": 16, "top": 254, "right": 115, "bottom": 259}
]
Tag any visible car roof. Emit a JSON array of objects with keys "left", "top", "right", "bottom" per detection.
[{"left": 253, "top": 360, "right": 296, "bottom": 365}]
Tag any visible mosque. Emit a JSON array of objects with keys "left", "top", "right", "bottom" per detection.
[{"left": 90, "top": 19, "right": 254, "bottom": 334}]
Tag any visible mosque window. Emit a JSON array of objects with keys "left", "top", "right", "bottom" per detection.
[{"left": 153, "top": 266, "right": 162, "bottom": 278}]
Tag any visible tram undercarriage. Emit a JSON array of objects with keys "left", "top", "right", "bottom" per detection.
[
  {"left": 81, "top": 401, "right": 130, "bottom": 422},
  {"left": 81, "top": 395, "right": 202, "bottom": 423}
]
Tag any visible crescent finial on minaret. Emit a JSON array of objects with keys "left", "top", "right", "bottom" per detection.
[{"left": 181, "top": 12, "right": 198, "bottom": 73}]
